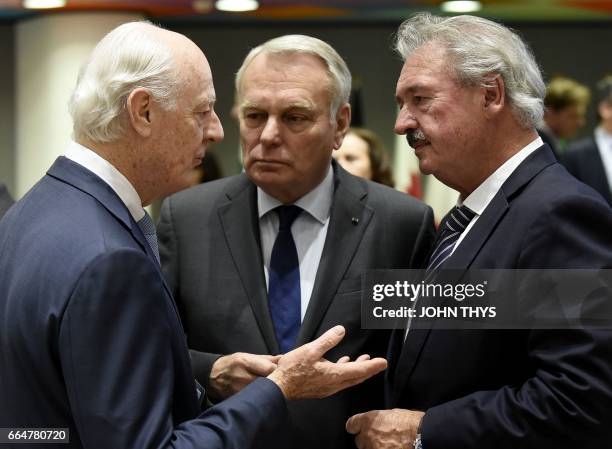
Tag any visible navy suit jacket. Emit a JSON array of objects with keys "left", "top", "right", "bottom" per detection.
[
  {"left": 387, "top": 145, "right": 612, "bottom": 449},
  {"left": 0, "top": 157, "right": 288, "bottom": 449},
  {"left": 561, "top": 136, "right": 612, "bottom": 205}
]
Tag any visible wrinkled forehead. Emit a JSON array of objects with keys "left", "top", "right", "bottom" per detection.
[{"left": 241, "top": 51, "right": 332, "bottom": 93}]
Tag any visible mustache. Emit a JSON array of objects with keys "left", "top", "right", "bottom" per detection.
[{"left": 406, "top": 129, "right": 428, "bottom": 147}]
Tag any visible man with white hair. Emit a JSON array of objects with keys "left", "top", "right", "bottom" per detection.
[
  {"left": 346, "top": 13, "right": 612, "bottom": 449},
  {"left": 157, "top": 34, "right": 434, "bottom": 449},
  {"left": 0, "top": 22, "right": 388, "bottom": 449}
]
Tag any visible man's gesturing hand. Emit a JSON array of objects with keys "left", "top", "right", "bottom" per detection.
[
  {"left": 208, "top": 353, "right": 280, "bottom": 400},
  {"left": 267, "top": 325, "right": 387, "bottom": 400},
  {"left": 346, "top": 409, "right": 424, "bottom": 449}
]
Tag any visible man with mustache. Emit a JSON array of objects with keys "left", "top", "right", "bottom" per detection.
[
  {"left": 0, "top": 22, "right": 389, "bottom": 449},
  {"left": 346, "top": 13, "right": 612, "bottom": 449},
  {"left": 157, "top": 34, "right": 435, "bottom": 449}
]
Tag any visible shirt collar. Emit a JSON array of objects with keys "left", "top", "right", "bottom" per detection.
[
  {"left": 64, "top": 141, "right": 145, "bottom": 222},
  {"left": 257, "top": 164, "right": 333, "bottom": 224},
  {"left": 461, "top": 136, "right": 544, "bottom": 215}
]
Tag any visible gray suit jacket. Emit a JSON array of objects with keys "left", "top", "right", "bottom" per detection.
[
  {"left": 0, "top": 183, "right": 14, "bottom": 220},
  {"left": 158, "top": 163, "right": 435, "bottom": 449}
]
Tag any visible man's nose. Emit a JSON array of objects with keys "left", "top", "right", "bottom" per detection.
[
  {"left": 207, "top": 110, "right": 224, "bottom": 143},
  {"left": 260, "top": 116, "right": 281, "bottom": 146},
  {"left": 394, "top": 107, "right": 417, "bottom": 135}
]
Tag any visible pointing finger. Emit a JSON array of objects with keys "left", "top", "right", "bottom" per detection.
[{"left": 309, "top": 325, "right": 345, "bottom": 358}]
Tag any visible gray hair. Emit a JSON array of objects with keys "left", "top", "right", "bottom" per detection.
[
  {"left": 235, "top": 34, "right": 352, "bottom": 119},
  {"left": 69, "top": 21, "right": 178, "bottom": 143},
  {"left": 394, "top": 13, "right": 545, "bottom": 128}
]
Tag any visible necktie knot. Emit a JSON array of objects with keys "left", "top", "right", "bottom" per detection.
[
  {"left": 137, "top": 211, "right": 156, "bottom": 236},
  {"left": 426, "top": 205, "right": 476, "bottom": 273},
  {"left": 137, "top": 211, "right": 160, "bottom": 265},
  {"left": 445, "top": 205, "right": 476, "bottom": 233},
  {"left": 275, "top": 205, "right": 302, "bottom": 231}
]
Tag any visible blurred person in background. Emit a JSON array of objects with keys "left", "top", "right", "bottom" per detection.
[
  {"left": 333, "top": 127, "right": 395, "bottom": 188},
  {"left": 539, "top": 75, "right": 590, "bottom": 156},
  {"left": 562, "top": 75, "right": 612, "bottom": 205}
]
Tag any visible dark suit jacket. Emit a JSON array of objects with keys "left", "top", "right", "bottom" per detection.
[
  {"left": 0, "top": 182, "right": 14, "bottom": 220},
  {"left": 0, "top": 157, "right": 288, "bottom": 449},
  {"left": 387, "top": 145, "right": 612, "bottom": 449},
  {"left": 561, "top": 136, "right": 612, "bottom": 205},
  {"left": 157, "top": 162, "right": 435, "bottom": 449}
]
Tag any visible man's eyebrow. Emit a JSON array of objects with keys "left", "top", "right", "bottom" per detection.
[
  {"left": 284, "top": 101, "right": 315, "bottom": 110},
  {"left": 240, "top": 100, "right": 259, "bottom": 110},
  {"left": 195, "top": 95, "right": 216, "bottom": 109}
]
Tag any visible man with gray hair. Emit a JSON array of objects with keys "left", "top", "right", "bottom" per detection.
[
  {"left": 0, "top": 22, "right": 389, "bottom": 449},
  {"left": 346, "top": 13, "right": 612, "bottom": 449},
  {"left": 157, "top": 34, "right": 434, "bottom": 449}
]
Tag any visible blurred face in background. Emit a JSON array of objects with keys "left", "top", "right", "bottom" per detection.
[
  {"left": 545, "top": 104, "right": 587, "bottom": 140},
  {"left": 333, "top": 131, "right": 372, "bottom": 180}
]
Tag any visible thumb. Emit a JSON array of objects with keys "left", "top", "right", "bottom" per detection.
[
  {"left": 345, "top": 413, "right": 362, "bottom": 434},
  {"left": 310, "top": 325, "right": 345, "bottom": 358}
]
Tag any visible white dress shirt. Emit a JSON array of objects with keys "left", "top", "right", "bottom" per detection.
[
  {"left": 595, "top": 126, "right": 612, "bottom": 194},
  {"left": 453, "top": 136, "right": 544, "bottom": 253},
  {"left": 64, "top": 140, "right": 144, "bottom": 222},
  {"left": 405, "top": 136, "right": 545, "bottom": 339},
  {"left": 258, "top": 165, "right": 333, "bottom": 321}
]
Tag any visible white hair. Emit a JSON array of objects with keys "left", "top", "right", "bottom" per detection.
[
  {"left": 395, "top": 13, "right": 545, "bottom": 128},
  {"left": 69, "top": 21, "right": 178, "bottom": 143},
  {"left": 235, "top": 34, "right": 352, "bottom": 119}
]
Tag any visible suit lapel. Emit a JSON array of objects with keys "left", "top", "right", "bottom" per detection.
[
  {"left": 47, "top": 157, "right": 179, "bottom": 316},
  {"left": 391, "top": 145, "right": 557, "bottom": 404},
  {"left": 296, "top": 165, "right": 373, "bottom": 346},
  {"left": 218, "top": 175, "right": 279, "bottom": 354}
]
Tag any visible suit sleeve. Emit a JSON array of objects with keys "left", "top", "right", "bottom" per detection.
[
  {"left": 420, "top": 194, "right": 612, "bottom": 449},
  {"left": 59, "top": 249, "right": 288, "bottom": 449},
  {"left": 157, "top": 197, "right": 224, "bottom": 386}
]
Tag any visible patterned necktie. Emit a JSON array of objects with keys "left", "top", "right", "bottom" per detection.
[
  {"left": 426, "top": 205, "right": 476, "bottom": 273},
  {"left": 137, "top": 211, "right": 160, "bottom": 266},
  {"left": 268, "top": 205, "right": 303, "bottom": 353}
]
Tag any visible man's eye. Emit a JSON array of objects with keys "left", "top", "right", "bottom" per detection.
[
  {"left": 244, "top": 112, "right": 263, "bottom": 121},
  {"left": 286, "top": 115, "right": 306, "bottom": 123}
]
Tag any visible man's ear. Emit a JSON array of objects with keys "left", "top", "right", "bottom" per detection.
[
  {"left": 333, "top": 103, "right": 351, "bottom": 150},
  {"left": 126, "top": 88, "right": 153, "bottom": 138},
  {"left": 483, "top": 74, "right": 505, "bottom": 117}
]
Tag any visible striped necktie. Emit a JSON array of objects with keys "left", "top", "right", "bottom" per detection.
[
  {"left": 137, "top": 211, "right": 160, "bottom": 266},
  {"left": 426, "top": 205, "right": 476, "bottom": 273}
]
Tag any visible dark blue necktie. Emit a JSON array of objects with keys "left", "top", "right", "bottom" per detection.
[
  {"left": 268, "top": 205, "right": 302, "bottom": 353},
  {"left": 426, "top": 205, "right": 476, "bottom": 273}
]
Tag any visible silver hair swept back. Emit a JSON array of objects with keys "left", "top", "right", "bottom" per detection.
[
  {"left": 394, "top": 13, "right": 545, "bottom": 129},
  {"left": 235, "top": 34, "right": 352, "bottom": 120},
  {"left": 69, "top": 21, "right": 178, "bottom": 144}
]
